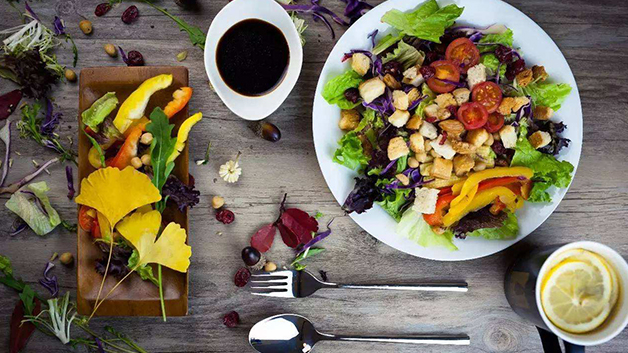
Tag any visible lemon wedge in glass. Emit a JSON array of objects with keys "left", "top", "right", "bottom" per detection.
[{"left": 541, "top": 258, "right": 613, "bottom": 334}]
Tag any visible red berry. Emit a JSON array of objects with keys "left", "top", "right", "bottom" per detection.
[
  {"left": 223, "top": 311, "right": 240, "bottom": 328},
  {"left": 95, "top": 3, "right": 111, "bottom": 17},
  {"left": 121, "top": 5, "right": 139, "bottom": 24},
  {"left": 216, "top": 209, "right": 235, "bottom": 224},
  {"left": 234, "top": 268, "right": 250, "bottom": 287},
  {"left": 419, "top": 65, "right": 436, "bottom": 80}
]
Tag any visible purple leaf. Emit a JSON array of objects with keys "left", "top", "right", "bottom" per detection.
[
  {"left": 41, "top": 98, "right": 60, "bottom": 136},
  {"left": 340, "top": 0, "right": 373, "bottom": 24}
]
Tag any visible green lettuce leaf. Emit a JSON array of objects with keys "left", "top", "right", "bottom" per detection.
[
  {"left": 528, "top": 182, "right": 552, "bottom": 203},
  {"left": 522, "top": 82, "right": 572, "bottom": 111},
  {"left": 81, "top": 92, "right": 118, "bottom": 132},
  {"left": 381, "top": 0, "right": 464, "bottom": 43},
  {"left": 397, "top": 209, "right": 458, "bottom": 251},
  {"left": 478, "top": 28, "right": 513, "bottom": 53},
  {"left": 0, "top": 255, "right": 12, "bottom": 276},
  {"left": 416, "top": 84, "right": 436, "bottom": 118},
  {"left": 5, "top": 181, "right": 61, "bottom": 236},
  {"left": 373, "top": 32, "right": 405, "bottom": 55},
  {"left": 466, "top": 212, "right": 518, "bottom": 240},
  {"left": 322, "top": 70, "right": 363, "bottom": 109},
  {"left": 480, "top": 54, "right": 506, "bottom": 79},
  {"left": 333, "top": 131, "right": 369, "bottom": 170},
  {"left": 382, "top": 41, "right": 424, "bottom": 70},
  {"left": 355, "top": 109, "right": 383, "bottom": 132},
  {"left": 128, "top": 250, "right": 159, "bottom": 286},
  {"left": 375, "top": 178, "right": 412, "bottom": 221}
]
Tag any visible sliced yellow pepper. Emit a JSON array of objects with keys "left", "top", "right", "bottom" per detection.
[
  {"left": 166, "top": 112, "right": 202, "bottom": 164},
  {"left": 443, "top": 187, "right": 518, "bottom": 227},
  {"left": 451, "top": 167, "right": 533, "bottom": 208},
  {"left": 113, "top": 74, "right": 173, "bottom": 134},
  {"left": 451, "top": 179, "right": 467, "bottom": 195}
]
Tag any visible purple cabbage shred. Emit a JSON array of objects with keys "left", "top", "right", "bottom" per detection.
[
  {"left": 39, "top": 262, "right": 59, "bottom": 297},
  {"left": 340, "top": 0, "right": 373, "bottom": 24},
  {"left": 41, "top": 98, "right": 61, "bottom": 136},
  {"left": 66, "top": 165, "right": 74, "bottom": 200},
  {"left": 52, "top": 16, "right": 65, "bottom": 36}
]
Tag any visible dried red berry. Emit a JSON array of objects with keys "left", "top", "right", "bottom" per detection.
[
  {"left": 216, "top": 209, "right": 235, "bottom": 224},
  {"left": 494, "top": 45, "right": 514, "bottom": 63},
  {"left": 343, "top": 88, "right": 360, "bottom": 103},
  {"left": 95, "top": 3, "right": 111, "bottom": 17},
  {"left": 121, "top": 5, "right": 139, "bottom": 24},
  {"left": 382, "top": 61, "right": 403, "bottom": 78},
  {"left": 506, "top": 59, "right": 525, "bottom": 81},
  {"left": 126, "top": 51, "right": 144, "bottom": 66},
  {"left": 419, "top": 66, "right": 436, "bottom": 80},
  {"left": 234, "top": 268, "right": 250, "bottom": 287},
  {"left": 223, "top": 311, "right": 240, "bottom": 328}
]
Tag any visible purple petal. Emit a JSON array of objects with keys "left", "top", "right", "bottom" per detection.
[
  {"left": 24, "top": 1, "right": 40, "bottom": 21},
  {"left": 118, "top": 46, "right": 129, "bottom": 65},
  {"left": 9, "top": 219, "right": 27, "bottom": 236},
  {"left": 299, "top": 219, "right": 334, "bottom": 253}
]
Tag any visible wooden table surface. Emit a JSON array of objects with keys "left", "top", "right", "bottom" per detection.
[{"left": 1, "top": 0, "right": 627, "bottom": 352}]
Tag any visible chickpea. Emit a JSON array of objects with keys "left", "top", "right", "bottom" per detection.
[
  {"left": 211, "top": 196, "right": 225, "bottom": 209},
  {"left": 407, "top": 157, "right": 419, "bottom": 169},
  {"left": 141, "top": 154, "right": 151, "bottom": 166},
  {"left": 264, "top": 262, "right": 277, "bottom": 272},
  {"left": 104, "top": 44, "right": 117, "bottom": 57},
  {"left": 130, "top": 156, "right": 142, "bottom": 169},
  {"left": 140, "top": 132, "right": 153, "bottom": 145},
  {"left": 79, "top": 20, "right": 93, "bottom": 35},
  {"left": 60, "top": 252, "right": 74, "bottom": 266},
  {"left": 64, "top": 68, "right": 77, "bottom": 82}
]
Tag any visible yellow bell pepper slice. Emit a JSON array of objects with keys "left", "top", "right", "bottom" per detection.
[
  {"left": 451, "top": 179, "right": 466, "bottom": 195},
  {"left": 451, "top": 167, "right": 533, "bottom": 208},
  {"left": 166, "top": 112, "right": 202, "bottom": 164},
  {"left": 113, "top": 74, "right": 173, "bottom": 134},
  {"left": 443, "top": 186, "right": 518, "bottom": 227}
]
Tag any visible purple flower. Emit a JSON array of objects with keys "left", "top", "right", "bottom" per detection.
[{"left": 66, "top": 166, "right": 75, "bottom": 200}]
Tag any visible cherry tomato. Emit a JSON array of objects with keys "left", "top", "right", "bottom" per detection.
[
  {"left": 484, "top": 112, "right": 505, "bottom": 133},
  {"left": 91, "top": 217, "right": 102, "bottom": 239},
  {"left": 445, "top": 38, "right": 480, "bottom": 74},
  {"left": 427, "top": 60, "right": 461, "bottom": 93},
  {"left": 457, "top": 102, "right": 489, "bottom": 130},
  {"left": 472, "top": 81, "right": 503, "bottom": 113},
  {"left": 78, "top": 205, "right": 96, "bottom": 232}
]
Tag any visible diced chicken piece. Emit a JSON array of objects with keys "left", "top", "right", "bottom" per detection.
[
  {"left": 383, "top": 74, "right": 401, "bottom": 89},
  {"left": 430, "top": 157, "right": 453, "bottom": 179},
  {"left": 419, "top": 163, "right": 432, "bottom": 177},
  {"left": 534, "top": 106, "right": 554, "bottom": 120},
  {"left": 435, "top": 93, "right": 457, "bottom": 108},
  {"left": 513, "top": 96, "right": 530, "bottom": 112},
  {"left": 351, "top": 53, "right": 371, "bottom": 76},
  {"left": 423, "top": 104, "right": 440, "bottom": 120},
  {"left": 338, "top": 109, "right": 360, "bottom": 130},
  {"left": 409, "top": 132, "right": 424, "bottom": 153},
  {"left": 532, "top": 65, "right": 548, "bottom": 82},
  {"left": 402, "top": 66, "right": 425, "bottom": 87},
  {"left": 451, "top": 140, "right": 477, "bottom": 155},
  {"left": 389, "top": 110, "right": 410, "bottom": 127},
  {"left": 412, "top": 187, "right": 440, "bottom": 214},
  {"left": 453, "top": 155, "right": 475, "bottom": 176},
  {"left": 359, "top": 78, "right": 386, "bottom": 104},
  {"left": 387, "top": 136, "right": 410, "bottom": 160},
  {"left": 516, "top": 69, "right": 533, "bottom": 87},
  {"left": 467, "top": 63, "right": 487, "bottom": 90},
  {"left": 466, "top": 128, "right": 490, "bottom": 146},
  {"left": 407, "top": 88, "right": 420, "bottom": 104},
  {"left": 452, "top": 88, "right": 471, "bottom": 105},
  {"left": 419, "top": 121, "right": 438, "bottom": 139},
  {"left": 392, "top": 90, "right": 410, "bottom": 111},
  {"left": 429, "top": 136, "right": 456, "bottom": 160},
  {"left": 529, "top": 131, "right": 552, "bottom": 149},
  {"left": 497, "top": 97, "right": 516, "bottom": 115},
  {"left": 406, "top": 115, "right": 423, "bottom": 130},
  {"left": 499, "top": 125, "right": 518, "bottom": 148},
  {"left": 439, "top": 119, "right": 465, "bottom": 138}
]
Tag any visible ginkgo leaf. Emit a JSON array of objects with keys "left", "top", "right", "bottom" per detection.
[
  {"left": 75, "top": 167, "right": 161, "bottom": 227},
  {"left": 116, "top": 210, "right": 191, "bottom": 273}
]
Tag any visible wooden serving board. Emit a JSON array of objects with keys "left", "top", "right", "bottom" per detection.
[{"left": 77, "top": 66, "right": 190, "bottom": 316}]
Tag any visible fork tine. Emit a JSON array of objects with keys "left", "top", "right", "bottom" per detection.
[
  {"left": 251, "top": 270, "right": 293, "bottom": 277},
  {"left": 250, "top": 291, "right": 293, "bottom": 298},
  {"left": 250, "top": 285, "right": 289, "bottom": 291},
  {"left": 250, "top": 278, "right": 290, "bottom": 284}
]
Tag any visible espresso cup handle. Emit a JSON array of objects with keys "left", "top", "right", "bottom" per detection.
[
  {"left": 537, "top": 327, "right": 585, "bottom": 353},
  {"left": 564, "top": 341, "right": 585, "bottom": 353}
]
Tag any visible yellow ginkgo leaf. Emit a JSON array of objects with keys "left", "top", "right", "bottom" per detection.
[
  {"left": 117, "top": 210, "right": 191, "bottom": 273},
  {"left": 75, "top": 167, "right": 161, "bottom": 227}
]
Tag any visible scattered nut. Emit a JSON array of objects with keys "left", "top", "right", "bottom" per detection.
[
  {"left": 104, "top": 44, "right": 117, "bottom": 57},
  {"left": 79, "top": 20, "right": 93, "bottom": 35},
  {"left": 395, "top": 173, "right": 410, "bottom": 186},
  {"left": 140, "top": 132, "right": 153, "bottom": 145},
  {"left": 407, "top": 157, "right": 419, "bottom": 168},
  {"left": 64, "top": 68, "right": 77, "bottom": 82},
  {"left": 59, "top": 252, "right": 74, "bottom": 266},
  {"left": 212, "top": 196, "right": 225, "bottom": 209},
  {"left": 264, "top": 262, "right": 277, "bottom": 272},
  {"left": 140, "top": 154, "right": 151, "bottom": 166},
  {"left": 130, "top": 156, "right": 142, "bottom": 169}
]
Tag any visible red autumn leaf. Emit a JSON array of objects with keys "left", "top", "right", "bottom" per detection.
[
  {"left": 250, "top": 223, "right": 276, "bottom": 253},
  {"left": 280, "top": 208, "right": 318, "bottom": 245},
  {"left": 277, "top": 222, "right": 299, "bottom": 248},
  {"left": 10, "top": 298, "right": 41, "bottom": 353},
  {"left": 0, "top": 89, "right": 22, "bottom": 120}
]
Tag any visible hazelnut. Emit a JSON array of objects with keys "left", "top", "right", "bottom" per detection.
[
  {"left": 104, "top": 44, "right": 117, "bottom": 57},
  {"left": 130, "top": 156, "right": 142, "bottom": 169},
  {"left": 211, "top": 196, "right": 225, "bottom": 209},
  {"left": 141, "top": 154, "right": 151, "bottom": 166},
  {"left": 264, "top": 262, "right": 277, "bottom": 272},
  {"left": 79, "top": 20, "right": 93, "bottom": 35},
  {"left": 60, "top": 252, "right": 74, "bottom": 266},
  {"left": 140, "top": 132, "right": 153, "bottom": 145},
  {"left": 64, "top": 68, "right": 77, "bottom": 82}
]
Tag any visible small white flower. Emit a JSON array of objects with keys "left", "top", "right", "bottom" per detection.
[{"left": 219, "top": 152, "right": 242, "bottom": 183}]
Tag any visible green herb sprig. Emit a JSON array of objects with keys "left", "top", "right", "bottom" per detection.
[
  {"left": 143, "top": 0, "right": 205, "bottom": 50},
  {"left": 18, "top": 103, "right": 77, "bottom": 164}
]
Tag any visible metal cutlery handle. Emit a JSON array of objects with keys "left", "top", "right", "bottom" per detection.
[
  {"left": 320, "top": 333, "right": 470, "bottom": 346},
  {"left": 329, "top": 282, "right": 468, "bottom": 292}
]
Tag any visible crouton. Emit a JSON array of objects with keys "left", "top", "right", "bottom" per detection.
[
  {"left": 474, "top": 161, "right": 487, "bottom": 171},
  {"left": 387, "top": 136, "right": 410, "bottom": 160},
  {"left": 430, "top": 136, "right": 456, "bottom": 160},
  {"left": 498, "top": 97, "right": 516, "bottom": 115},
  {"left": 392, "top": 90, "right": 410, "bottom": 111},
  {"left": 406, "top": 115, "right": 423, "bottom": 130},
  {"left": 532, "top": 65, "right": 548, "bottom": 82},
  {"left": 423, "top": 104, "right": 440, "bottom": 120},
  {"left": 516, "top": 69, "right": 533, "bottom": 87},
  {"left": 402, "top": 66, "right": 425, "bottom": 87},
  {"left": 499, "top": 125, "right": 517, "bottom": 148},
  {"left": 409, "top": 132, "right": 425, "bottom": 154},
  {"left": 430, "top": 157, "right": 453, "bottom": 179},
  {"left": 351, "top": 53, "right": 371, "bottom": 76},
  {"left": 415, "top": 152, "right": 433, "bottom": 163},
  {"left": 359, "top": 78, "right": 386, "bottom": 104},
  {"left": 466, "top": 128, "right": 490, "bottom": 146},
  {"left": 529, "top": 131, "right": 552, "bottom": 149},
  {"left": 437, "top": 107, "right": 452, "bottom": 120},
  {"left": 435, "top": 93, "right": 457, "bottom": 108},
  {"left": 484, "top": 132, "right": 494, "bottom": 146},
  {"left": 534, "top": 106, "right": 554, "bottom": 120},
  {"left": 338, "top": 109, "right": 360, "bottom": 130},
  {"left": 407, "top": 88, "right": 420, "bottom": 104},
  {"left": 453, "top": 155, "right": 475, "bottom": 176},
  {"left": 452, "top": 88, "right": 471, "bottom": 105},
  {"left": 383, "top": 74, "right": 401, "bottom": 89},
  {"left": 389, "top": 110, "right": 410, "bottom": 127},
  {"left": 419, "top": 121, "right": 438, "bottom": 139},
  {"left": 439, "top": 119, "right": 465, "bottom": 138},
  {"left": 467, "top": 63, "right": 487, "bottom": 90},
  {"left": 407, "top": 157, "right": 419, "bottom": 168},
  {"left": 451, "top": 140, "right": 477, "bottom": 155},
  {"left": 412, "top": 187, "right": 440, "bottom": 214},
  {"left": 513, "top": 96, "right": 530, "bottom": 112}
]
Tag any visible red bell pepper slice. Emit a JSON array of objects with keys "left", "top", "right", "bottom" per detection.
[
  {"left": 424, "top": 192, "right": 457, "bottom": 226},
  {"left": 108, "top": 126, "right": 142, "bottom": 169}
]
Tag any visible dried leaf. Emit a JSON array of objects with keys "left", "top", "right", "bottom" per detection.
[
  {"left": 277, "top": 222, "right": 299, "bottom": 249},
  {"left": 10, "top": 298, "right": 41, "bottom": 353},
  {"left": 250, "top": 223, "right": 276, "bottom": 253},
  {"left": 281, "top": 208, "right": 318, "bottom": 244}
]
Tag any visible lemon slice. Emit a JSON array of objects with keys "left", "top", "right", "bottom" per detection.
[{"left": 541, "top": 260, "right": 613, "bottom": 333}]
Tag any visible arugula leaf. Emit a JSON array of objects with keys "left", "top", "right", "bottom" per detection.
[
  {"left": 478, "top": 28, "right": 513, "bottom": 53},
  {"left": 333, "top": 131, "right": 369, "bottom": 170},
  {"left": 466, "top": 212, "right": 518, "bottom": 240},
  {"left": 381, "top": 0, "right": 463, "bottom": 43},
  {"left": 397, "top": 209, "right": 457, "bottom": 251},
  {"left": 322, "top": 70, "right": 363, "bottom": 109},
  {"left": 143, "top": 1, "right": 206, "bottom": 49},
  {"left": 291, "top": 248, "right": 325, "bottom": 270},
  {"left": 128, "top": 250, "right": 159, "bottom": 287},
  {"left": 146, "top": 108, "right": 177, "bottom": 202},
  {"left": 522, "top": 82, "right": 572, "bottom": 111},
  {"left": 0, "top": 255, "right": 12, "bottom": 276},
  {"left": 373, "top": 32, "right": 405, "bottom": 55},
  {"left": 19, "top": 285, "right": 36, "bottom": 315},
  {"left": 81, "top": 125, "right": 106, "bottom": 168},
  {"left": 382, "top": 41, "right": 424, "bottom": 70}
]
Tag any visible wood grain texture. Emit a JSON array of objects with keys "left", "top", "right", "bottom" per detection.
[{"left": 1, "top": 0, "right": 627, "bottom": 352}]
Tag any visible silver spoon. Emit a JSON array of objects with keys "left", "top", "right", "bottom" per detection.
[{"left": 249, "top": 314, "right": 470, "bottom": 353}]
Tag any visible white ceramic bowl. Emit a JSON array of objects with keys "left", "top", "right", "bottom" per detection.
[
  {"left": 312, "top": 0, "right": 583, "bottom": 261},
  {"left": 204, "top": 0, "right": 303, "bottom": 121}
]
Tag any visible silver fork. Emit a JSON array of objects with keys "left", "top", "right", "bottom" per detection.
[{"left": 250, "top": 270, "right": 468, "bottom": 298}]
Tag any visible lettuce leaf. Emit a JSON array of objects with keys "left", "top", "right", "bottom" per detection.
[
  {"left": 382, "top": 41, "right": 424, "bottom": 70},
  {"left": 81, "top": 92, "right": 118, "bottom": 132},
  {"left": 373, "top": 32, "right": 405, "bottom": 55},
  {"left": 0, "top": 255, "right": 12, "bottom": 276},
  {"left": 355, "top": 109, "right": 383, "bottom": 132},
  {"left": 397, "top": 209, "right": 458, "bottom": 251},
  {"left": 5, "top": 181, "right": 61, "bottom": 236},
  {"left": 376, "top": 181, "right": 412, "bottom": 221},
  {"left": 381, "top": 0, "right": 463, "bottom": 43},
  {"left": 333, "top": 131, "right": 369, "bottom": 170},
  {"left": 466, "top": 212, "right": 518, "bottom": 240},
  {"left": 478, "top": 28, "right": 513, "bottom": 53},
  {"left": 322, "top": 70, "right": 363, "bottom": 109},
  {"left": 480, "top": 54, "right": 506, "bottom": 79},
  {"left": 522, "top": 82, "right": 572, "bottom": 111}
]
